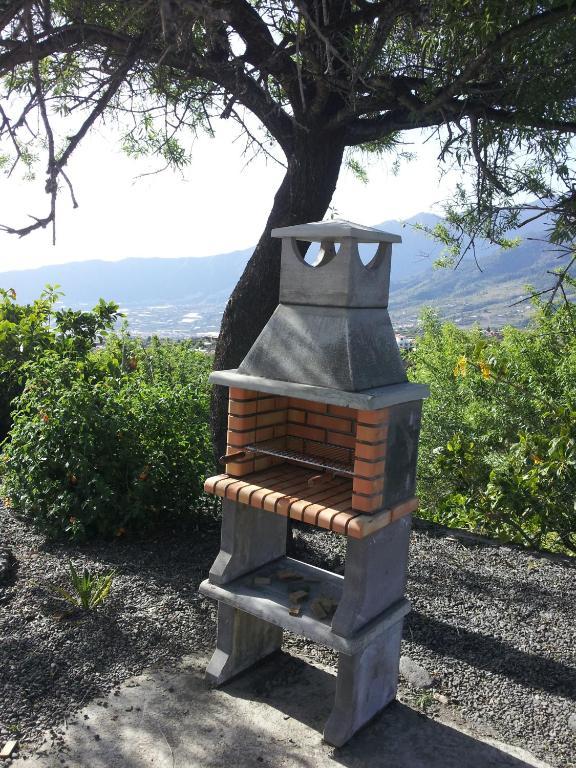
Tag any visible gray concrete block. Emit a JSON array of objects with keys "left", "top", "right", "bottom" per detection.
[
  {"left": 331, "top": 516, "right": 412, "bottom": 637},
  {"left": 271, "top": 219, "right": 402, "bottom": 243},
  {"left": 209, "top": 499, "right": 287, "bottom": 586},
  {"left": 209, "top": 370, "right": 429, "bottom": 409},
  {"left": 278, "top": 236, "right": 394, "bottom": 307},
  {"left": 200, "top": 571, "right": 410, "bottom": 655},
  {"left": 323, "top": 618, "right": 404, "bottom": 747},
  {"left": 382, "top": 402, "right": 423, "bottom": 507},
  {"left": 238, "top": 304, "right": 407, "bottom": 391},
  {"left": 205, "top": 603, "right": 283, "bottom": 686}
]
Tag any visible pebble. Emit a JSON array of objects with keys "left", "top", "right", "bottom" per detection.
[
  {"left": 568, "top": 713, "right": 576, "bottom": 733},
  {"left": 399, "top": 656, "right": 433, "bottom": 689}
]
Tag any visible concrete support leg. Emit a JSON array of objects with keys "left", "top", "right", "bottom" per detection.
[
  {"left": 206, "top": 603, "right": 283, "bottom": 686},
  {"left": 323, "top": 618, "right": 404, "bottom": 747},
  {"left": 206, "top": 499, "right": 286, "bottom": 686},
  {"left": 331, "top": 514, "right": 412, "bottom": 637},
  {"left": 209, "top": 498, "right": 288, "bottom": 586}
]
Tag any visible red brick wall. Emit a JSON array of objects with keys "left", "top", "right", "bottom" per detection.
[
  {"left": 352, "top": 408, "right": 389, "bottom": 512},
  {"left": 226, "top": 388, "right": 287, "bottom": 476},
  {"left": 225, "top": 391, "right": 398, "bottom": 516}
]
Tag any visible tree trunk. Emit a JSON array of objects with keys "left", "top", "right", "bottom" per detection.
[{"left": 211, "top": 135, "right": 346, "bottom": 459}]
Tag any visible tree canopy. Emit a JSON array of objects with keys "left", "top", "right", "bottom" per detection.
[{"left": 1, "top": 1, "right": 575, "bottom": 449}]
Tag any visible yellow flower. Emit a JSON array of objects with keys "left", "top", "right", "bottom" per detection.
[
  {"left": 453, "top": 355, "right": 468, "bottom": 378},
  {"left": 479, "top": 361, "right": 491, "bottom": 380}
]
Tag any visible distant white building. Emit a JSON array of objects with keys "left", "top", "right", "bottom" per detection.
[{"left": 396, "top": 335, "right": 414, "bottom": 351}]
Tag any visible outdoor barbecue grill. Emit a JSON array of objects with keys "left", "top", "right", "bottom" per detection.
[{"left": 200, "top": 220, "right": 428, "bottom": 746}]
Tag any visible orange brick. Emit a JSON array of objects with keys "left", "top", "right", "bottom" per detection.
[
  {"left": 356, "top": 424, "right": 388, "bottom": 444},
  {"left": 264, "top": 483, "right": 315, "bottom": 515},
  {"left": 328, "top": 404, "right": 356, "bottom": 418},
  {"left": 226, "top": 460, "right": 254, "bottom": 476},
  {"left": 327, "top": 431, "right": 356, "bottom": 449},
  {"left": 391, "top": 497, "right": 419, "bottom": 521},
  {"left": 245, "top": 478, "right": 293, "bottom": 507},
  {"left": 330, "top": 511, "right": 358, "bottom": 535},
  {"left": 354, "top": 458, "right": 386, "bottom": 478},
  {"left": 287, "top": 408, "right": 306, "bottom": 424},
  {"left": 288, "top": 398, "right": 327, "bottom": 413},
  {"left": 254, "top": 426, "right": 275, "bottom": 441},
  {"left": 286, "top": 435, "right": 304, "bottom": 452},
  {"left": 352, "top": 493, "right": 383, "bottom": 513},
  {"left": 355, "top": 442, "right": 386, "bottom": 461},
  {"left": 228, "top": 414, "right": 256, "bottom": 431},
  {"left": 230, "top": 388, "right": 257, "bottom": 400},
  {"left": 227, "top": 429, "right": 255, "bottom": 447},
  {"left": 235, "top": 468, "right": 289, "bottom": 504},
  {"left": 346, "top": 509, "right": 392, "bottom": 538},
  {"left": 253, "top": 456, "right": 278, "bottom": 472},
  {"left": 204, "top": 474, "right": 228, "bottom": 494},
  {"left": 314, "top": 507, "right": 346, "bottom": 530},
  {"left": 357, "top": 408, "right": 389, "bottom": 425},
  {"left": 307, "top": 413, "right": 353, "bottom": 433},
  {"left": 288, "top": 424, "right": 325, "bottom": 442},
  {"left": 353, "top": 476, "right": 384, "bottom": 495},
  {"left": 256, "top": 411, "right": 286, "bottom": 427},
  {"left": 273, "top": 424, "right": 287, "bottom": 437},
  {"left": 301, "top": 490, "right": 352, "bottom": 526},
  {"left": 256, "top": 396, "right": 276, "bottom": 412},
  {"left": 214, "top": 476, "right": 246, "bottom": 496},
  {"left": 229, "top": 399, "right": 259, "bottom": 416}
]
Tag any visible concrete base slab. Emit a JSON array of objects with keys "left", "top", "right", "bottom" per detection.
[{"left": 12, "top": 652, "right": 551, "bottom": 768}]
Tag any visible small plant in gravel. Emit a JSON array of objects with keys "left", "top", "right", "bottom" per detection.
[
  {"left": 49, "top": 561, "right": 115, "bottom": 611},
  {"left": 412, "top": 690, "right": 436, "bottom": 714}
]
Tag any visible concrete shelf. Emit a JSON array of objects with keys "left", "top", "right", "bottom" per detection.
[
  {"left": 199, "top": 556, "right": 410, "bottom": 656},
  {"left": 210, "top": 369, "right": 429, "bottom": 410}
]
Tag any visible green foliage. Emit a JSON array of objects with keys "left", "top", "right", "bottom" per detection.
[
  {"left": 0, "top": 286, "right": 120, "bottom": 441},
  {"left": 409, "top": 303, "right": 576, "bottom": 554},
  {"left": 49, "top": 561, "right": 115, "bottom": 611},
  {"left": 1, "top": 333, "right": 215, "bottom": 541}
]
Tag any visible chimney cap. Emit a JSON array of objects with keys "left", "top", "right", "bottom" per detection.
[{"left": 271, "top": 219, "right": 401, "bottom": 244}]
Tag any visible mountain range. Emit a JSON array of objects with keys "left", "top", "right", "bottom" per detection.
[{"left": 0, "top": 212, "right": 562, "bottom": 336}]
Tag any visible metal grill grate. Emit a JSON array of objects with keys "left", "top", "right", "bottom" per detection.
[{"left": 244, "top": 437, "right": 354, "bottom": 477}]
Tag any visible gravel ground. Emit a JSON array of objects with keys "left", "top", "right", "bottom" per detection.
[{"left": 1, "top": 505, "right": 575, "bottom": 767}]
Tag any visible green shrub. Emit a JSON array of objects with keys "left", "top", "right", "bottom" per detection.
[
  {"left": 1, "top": 336, "right": 215, "bottom": 540},
  {"left": 0, "top": 286, "right": 119, "bottom": 441},
  {"left": 409, "top": 303, "right": 576, "bottom": 554}
]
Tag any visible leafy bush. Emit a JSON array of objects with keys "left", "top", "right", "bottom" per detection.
[
  {"left": 409, "top": 303, "right": 576, "bottom": 554},
  {"left": 0, "top": 286, "right": 119, "bottom": 441},
  {"left": 1, "top": 336, "right": 215, "bottom": 540}
]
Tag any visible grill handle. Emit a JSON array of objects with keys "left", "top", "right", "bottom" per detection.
[{"left": 219, "top": 451, "right": 246, "bottom": 465}]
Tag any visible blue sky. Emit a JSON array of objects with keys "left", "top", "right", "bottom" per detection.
[{"left": 0, "top": 124, "right": 458, "bottom": 272}]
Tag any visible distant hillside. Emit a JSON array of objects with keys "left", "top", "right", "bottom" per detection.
[
  {"left": 0, "top": 247, "right": 253, "bottom": 307},
  {"left": 390, "top": 236, "right": 562, "bottom": 329},
  {"left": 0, "top": 212, "right": 564, "bottom": 335},
  {"left": 0, "top": 214, "right": 449, "bottom": 305}
]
